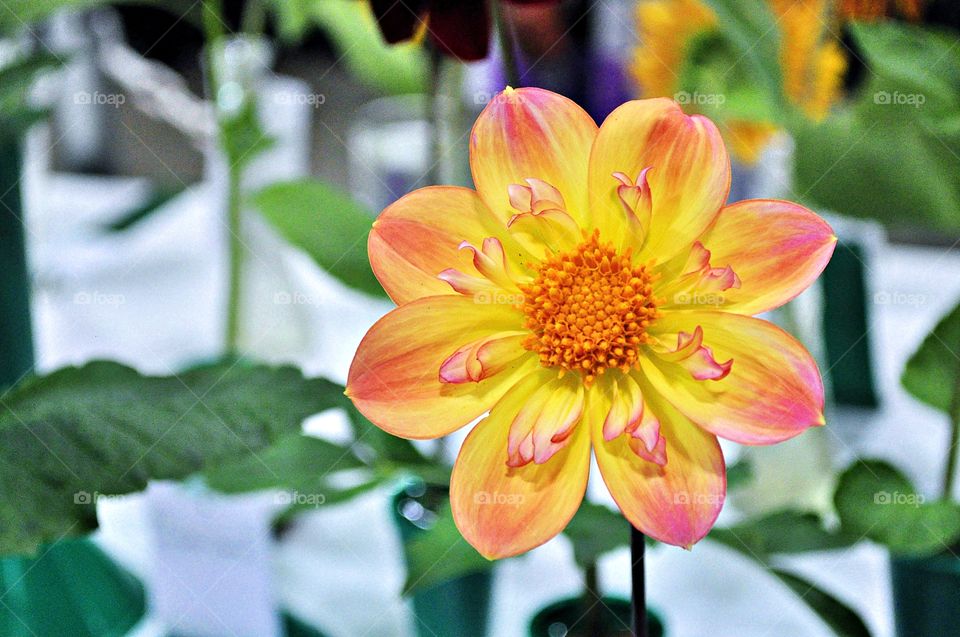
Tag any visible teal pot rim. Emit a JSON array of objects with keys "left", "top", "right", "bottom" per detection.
[{"left": 529, "top": 595, "right": 665, "bottom": 637}]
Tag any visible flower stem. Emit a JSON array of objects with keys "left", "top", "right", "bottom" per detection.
[
  {"left": 240, "top": 0, "right": 266, "bottom": 36},
  {"left": 202, "top": 0, "right": 244, "bottom": 356},
  {"left": 492, "top": 0, "right": 521, "bottom": 87},
  {"left": 224, "top": 162, "right": 244, "bottom": 355},
  {"left": 631, "top": 525, "right": 648, "bottom": 637},
  {"left": 942, "top": 364, "right": 960, "bottom": 498},
  {"left": 583, "top": 561, "right": 603, "bottom": 637},
  {"left": 426, "top": 42, "right": 443, "bottom": 187}
]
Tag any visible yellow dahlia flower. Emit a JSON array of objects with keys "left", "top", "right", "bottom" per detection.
[
  {"left": 347, "top": 88, "right": 836, "bottom": 558},
  {"left": 632, "top": 0, "right": 847, "bottom": 164}
]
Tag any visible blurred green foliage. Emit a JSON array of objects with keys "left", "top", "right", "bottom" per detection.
[
  {"left": 794, "top": 22, "right": 960, "bottom": 234},
  {"left": 0, "top": 361, "right": 360, "bottom": 555},
  {"left": 834, "top": 460, "right": 960, "bottom": 555},
  {"left": 251, "top": 179, "right": 388, "bottom": 298},
  {"left": 902, "top": 299, "right": 960, "bottom": 414}
]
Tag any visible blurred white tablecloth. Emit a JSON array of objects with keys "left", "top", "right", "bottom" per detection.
[{"left": 24, "top": 169, "right": 960, "bottom": 637}]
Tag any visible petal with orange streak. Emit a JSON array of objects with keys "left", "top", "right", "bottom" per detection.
[
  {"left": 347, "top": 295, "right": 536, "bottom": 439},
  {"left": 451, "top": 370, "right": 591, "bottom": 559},
  {"left": 591, "top": 375, "right": 726, "bottom": 548},
  {"left": 588, "top": 98, "right": 730, "bottom": 260},
  {"left": 369, "top": 186, "right": 528, "bottom": 306},
  {"left": 643, "top": 311, "right": 825, "bottom": 445},
  {"left": 671, "top": 199, "right": 837, "bottom": 315},
  {"left": 470, "top": 88, "right": 598, "bottom": 227}
]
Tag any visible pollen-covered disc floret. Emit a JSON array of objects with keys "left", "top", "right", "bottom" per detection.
[{"left": 520, "top": 231, "right": 659, "bottom": 385}]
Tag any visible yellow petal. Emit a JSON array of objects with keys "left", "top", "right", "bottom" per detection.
[
  {"left": 643, "top": 310, "right": 825, "bottom": 445},
  {"left": 470, "top": 87, "right": 598, "bottom": 228},
  {"left": 369, "top": 186, "right": 527, "bottom": 305},
  {"left": 664, "top": 199, "right": 836, "bottom": 315},
  {"left": 591, "top": 375, "right": 726, "bottom": 547},
  {"left": 451, "top": 370, "right": 591, "bottom": 559},
  {"left": 347, "top": 295, "right": 536, "bottom": 439},
  {"left": 588, "top": 98, "right": 730, "bottom": 261}
]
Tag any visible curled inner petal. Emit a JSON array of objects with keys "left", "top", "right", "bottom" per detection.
[
  {"left": 458, "top": 237, "right": 529, "bottom": 291},
  {"left": 600, "top": 374, "right": 666, "bottom": 467},
  {"left": 438, "top": 268, "right": 504, "bottom": 298},
  {"left": 439, "top": 332, "right": 528, "bottom": 384},
  {"left": 612, "top": 168, "right": 653, "bottom": 250},
  {"left": 507, "top": 375, "right": 585, "bottom": 467},
  {"left": 508, "top": 178, "right": 567, "bottom": 214},
  {"left": 507, "top": 208, "right": 582, "bottom": 255},
  {"left": 655, "top": 325, "right": 733, "bottom": 381},
  {"left": 506, "top": 179, "right": 581, "bottom": 255},
  {"left": 660, "top": 241, "right": 742, "bottom": 308}
]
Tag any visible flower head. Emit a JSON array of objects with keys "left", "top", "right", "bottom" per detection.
[
  {"left": 370, "top": 0, "right": 559, "bottom": 61},
  {"left": 631, "top": 0, "right": 847, "bottom": 164},
  {"left": 347, "top": 88, "right": 835, "bottom": 558}
]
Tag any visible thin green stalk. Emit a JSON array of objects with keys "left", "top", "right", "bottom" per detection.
[
  {"left": 942, "top": 365, "right": 960, "bottom": 498},
  {"left": 584, "top": 562, "right": 603, "bottom": 637},
  {"left": 426, "top": 43, "right": 443, "bottom": 187},
  {"left": 224, "top": 163, "right": 244, "bottom": 354},
  {"left": 202, "top": 0, "right": 244, "bottom": 355},
  {"left": 240, "top": 0, "right": 266, "bottom": 36},
  {"left": 492, "top": 0, "right": 521, "bottom": 87}
]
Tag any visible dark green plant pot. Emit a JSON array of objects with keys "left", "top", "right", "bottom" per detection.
[
  {"left": 0, "top": 133, "right": 34, "bottom": 391},
  {"left": 390, "top": 480, "right": 493, "bottom": 637},
  {"left": 821, "top": 240, "right": 877, "bottom": 407},
  {"left": 529, "top": 597, "right": 665, "bottom": 637},
  {"left": 891, "top": 552, "right": 960, "bottom": 637},
  {"left": 0, "top": 538, "right": 146, "bottom": 637},
  {"left": 282, "top": 611, "right": 330, "bottom": 637}
]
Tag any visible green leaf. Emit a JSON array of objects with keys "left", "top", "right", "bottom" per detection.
[
  {"left": 203, "top": 433, "right": 365, "bottom": 493},
  {"left": 677, "top": 30, "right": 781, "bottom": 128},
  {"left": 834, "top": 460, "right": 960, "bottom": 555},
  {"left": 794, "top": 22, "right": 960, "bottom": 234},
  {"left": 562, "top": 502, "right": 631, "bottom": 568},
  {"left": 339, "top": 397, "right": 444, "bottom": 482},
  {"left": 902, "top": 299, "right": 960, "bottom": 413},
  {"left": 771, "top": 568, "right": 872, "bottom": 637},
  {"left": 0, "top": 0, "right": 199, "bottom": 33},
  {"left": 265, "top": 0, "right": 313, "bottom": 42},
  {"left": 698, "top": 0, "right": 785, "bottom": 112},
  {"left": 251, "top": 178, "right": 387, "bottom": 298},
  {"left": 0, "top": 360, "right": 348, "bottom": 555},
  {"left": 220, "top": 100, "right": 275, "bottom": 173},
  {"left": 273, "top": 478, "right": 384, "bottom": 525},
  {"left": 726, "top": 458, "right": 754, "bottom": 490},
  {"left": 0, "top": 51, "right": 62, "bottom": 137},
  {"left": 710, "top": 510, "right": 857, "bottom": 559},
  {"left": 204, "top": 430, "right": 387, "bottom": 519},
  {"left": 305, "top": 0, "right": 428, "bottom": 95},
  {"left": 850, "top": 22, "right": 960, "bottom": 123},
  {"left": 104, "top": 187, "right": 184, "bottom": 233},
  {"left": 0, "top": 0, "right": 110, "bottom": 30},
  {"left": 401, "top": 502, "right": 492, "bottom": 596},
  {"left": 714, "top": 522, "right": 873, "bottom": 637}
]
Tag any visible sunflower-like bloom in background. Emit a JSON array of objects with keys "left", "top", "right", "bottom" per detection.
[{"left": 632, "top": 0, "right": 848, "bottom": 164}]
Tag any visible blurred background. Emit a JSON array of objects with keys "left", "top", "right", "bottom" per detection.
[{"left": 2, "top": 1, "right": 960, "bottom": 637}]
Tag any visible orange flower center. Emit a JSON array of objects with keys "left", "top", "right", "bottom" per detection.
[{"left": 519, "top": 231, "right": 659, "bottom": 385}]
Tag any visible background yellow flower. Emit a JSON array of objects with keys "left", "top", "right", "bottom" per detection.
[{"left": 632, "top": 0, "right": 848, "bottom": 164}]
